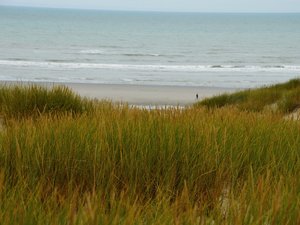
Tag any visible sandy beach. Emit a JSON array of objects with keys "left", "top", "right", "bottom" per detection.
[
  {"left": 66, "top": 83, "right": 239, "bottom": 106},
  {"left": 0, "top": 81, "right": 239, "bottom": 106}
]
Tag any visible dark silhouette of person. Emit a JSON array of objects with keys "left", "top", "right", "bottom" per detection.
[{"left": 196, "top": 93, "right": 198, "bottom": 100}]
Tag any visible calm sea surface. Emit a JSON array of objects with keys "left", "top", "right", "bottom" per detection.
[{"left": 1, "top": 6, "right": 300, "bottom": 88}]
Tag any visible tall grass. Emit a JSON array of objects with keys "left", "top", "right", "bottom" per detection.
[
  {"left": 196, "top": 79, "right": 300, "bottom": 112},
  {"left": 0, "top": 84, "right": 93, "bottom": 119},
  {"left": 0, "top": 83, "right": 300, "bottom": 224}
]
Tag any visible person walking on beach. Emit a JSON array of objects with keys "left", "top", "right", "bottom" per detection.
[{"left": 196, "top": 93, "right": 198, "bottom": 100}]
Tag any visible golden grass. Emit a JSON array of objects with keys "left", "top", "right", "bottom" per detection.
[
  {"left": 0, "top": 83, "right": 300, "bottom": 224},
  {"left": 0, "top": 84, "right": 94, "bottom": 119}
]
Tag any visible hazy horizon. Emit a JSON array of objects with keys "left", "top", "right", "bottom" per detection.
[
  {"left": 1, "top": 0, "right": 300, "bottom": 13},
  {"left": 2, "top": 5, "right": 300, "bottom": 13}
]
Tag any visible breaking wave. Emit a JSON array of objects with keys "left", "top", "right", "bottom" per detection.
[{"left": 1, "top": 60, "right": 300, "bottom": 73}]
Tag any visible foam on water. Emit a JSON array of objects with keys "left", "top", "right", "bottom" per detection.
[
  {"left": 1, "top": 60, "right": 300, "bottom": 73},
  {"left": 79, "top": 49, "right": 105, "bottom": 54}
]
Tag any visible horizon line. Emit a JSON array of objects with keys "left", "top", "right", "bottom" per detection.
[{"left": 1, "top": 4, "right": 300, "bottom": 14}]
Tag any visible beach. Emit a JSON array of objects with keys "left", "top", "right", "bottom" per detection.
[
  {"left": 0, "top": 81, "right": 238, "bottom": 106},
  {"left": 65, "top": 83, "right": 239, "bottom": 106}
]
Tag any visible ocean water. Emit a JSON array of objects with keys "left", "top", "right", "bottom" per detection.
[{"left": 0, "top": 6, "right": 300, "bottom": 88}]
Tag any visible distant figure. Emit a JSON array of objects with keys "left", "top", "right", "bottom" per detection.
[{"left": 196, "top": 93, "right": 199, "bottom": 100}]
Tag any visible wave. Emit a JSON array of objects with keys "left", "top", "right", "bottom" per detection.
[
  {"left": 79, "top": 49, "right": 105, "bottom": 54},
  {"left": 122, "top": 53, "right": 161, "bottom": 57},
  {"left": 1, "top": 60, "right": 300, "bottom": 73},
  {"left": 78, "top": 50, "right": 182, "bottom": 57},
  {"left": 48, "top": 59, "right": 75, "bottom": 63},
  {"left": 121, "top": 53, "right": 184, "bottom": 57},
  {"left": 6, "top": 58, "right": 29, "bottom": 61},
  {"left": 79, "top": 50, "right": 161, "bottom": 56}
]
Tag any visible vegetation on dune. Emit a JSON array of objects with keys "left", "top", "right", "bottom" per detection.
[
  {"left": 196, "top": 78, "right": 300, "bottom": 112},
  {"left": 0, "top": 82, "right": 300, "bottom": 224},
  {"left": 0, "top": 84, "right": 94, "bottom": 119}
]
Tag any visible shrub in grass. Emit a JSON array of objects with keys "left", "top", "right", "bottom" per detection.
[{"left": 0, "top": 85, "right": 93, "bottom": 118}]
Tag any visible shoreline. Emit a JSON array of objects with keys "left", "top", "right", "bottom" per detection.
[{"left": 0, "top": 81, "right": 241, "bottom": 106}]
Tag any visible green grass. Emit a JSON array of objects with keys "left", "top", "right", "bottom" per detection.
[
  {"left": 0, "top": 82, "right": 300, "bottom": 224},
  {"left": 0, "top": 84, "right": 94, "bottom": 119},
  {"left": 196, "top": 78, "right": 300, "bottom": 112}
]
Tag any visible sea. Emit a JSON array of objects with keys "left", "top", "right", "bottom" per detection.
[{"left": 1, "top": 6, "right": 300, "bottom": 88}]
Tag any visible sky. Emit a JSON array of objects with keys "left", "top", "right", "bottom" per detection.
[{"left": 1, "top": 0, "right": 300, "bottom": 12}]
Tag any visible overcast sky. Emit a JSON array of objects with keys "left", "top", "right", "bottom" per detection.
[{"left": 1, "top": 0, "right": 300, "bottom": 12}]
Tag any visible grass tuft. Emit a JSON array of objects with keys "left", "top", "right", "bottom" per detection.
[
  {"left": 0, "top": 84, "right": 94, "bottom": 119},
  {"left": 196, "top": 78, "right": 300, "bottom": 112}
]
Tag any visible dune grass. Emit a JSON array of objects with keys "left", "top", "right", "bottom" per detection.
[
  {"left": 0, "top": 84, "right": 94, "bottom": 119},
  {"left": 0, "top": 83, "right": 300, "bottom": 224},
  {"left": 196, "top": 79, "right": 300, "bottom": 112}
]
